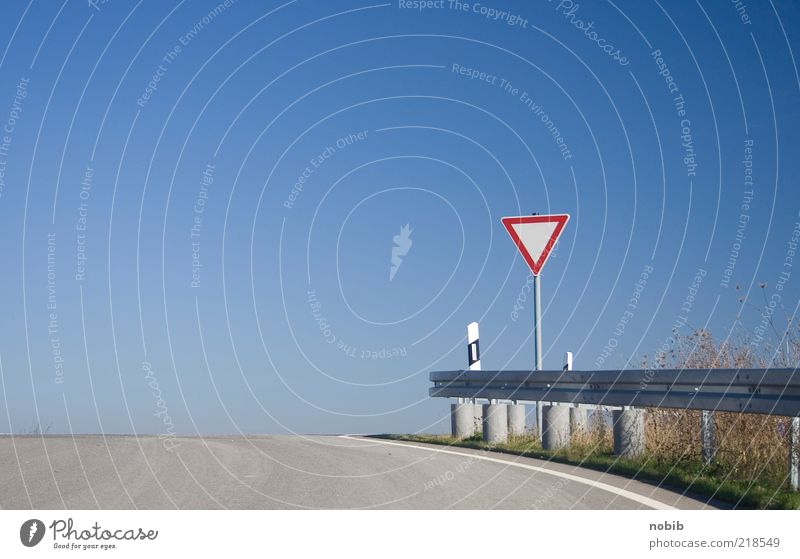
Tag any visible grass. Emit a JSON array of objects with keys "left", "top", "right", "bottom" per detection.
[{"left": 375, "top": 432, "right": 800, "bottom": 510}]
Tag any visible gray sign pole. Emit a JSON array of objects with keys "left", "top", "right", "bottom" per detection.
[
  {"left": 534, "top": 274, "right": 542, "bottom": 370},
  {"left": 534, "top": 273, "right": 543, "bottom": 438}
]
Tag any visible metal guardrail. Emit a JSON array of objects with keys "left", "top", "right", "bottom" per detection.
[{"left": 430, "top": 368, "right": 800, "bottom": 417}]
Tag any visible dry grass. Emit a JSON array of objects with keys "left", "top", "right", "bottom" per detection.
[
  {"left": 641, "top": 324, "right": 800, "bottom": 490},
  {"left": 570, "top": 408, "right": 613, "bottom": 453}
]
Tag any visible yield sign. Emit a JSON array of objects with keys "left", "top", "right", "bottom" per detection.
[{"left": 501, "top": 214, "right": 569, "bottom": 275}]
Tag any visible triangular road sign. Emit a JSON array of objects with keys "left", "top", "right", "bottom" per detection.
[{"left": 501, "top": 214, "right": 569, "bottom": 275}]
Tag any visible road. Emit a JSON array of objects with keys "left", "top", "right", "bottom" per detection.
[{"left": 0, "top": 435, "right": 719, "bottom": 509}]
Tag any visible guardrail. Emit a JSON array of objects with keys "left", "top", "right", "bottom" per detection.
[
  {"left": 430, "top": 368, "right": 800, "bottom": 416},
  {"left": 430, "top": 366, "right": 800, "bottom": 490}
]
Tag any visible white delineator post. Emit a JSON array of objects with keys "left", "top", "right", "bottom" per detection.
[
  {"left": 564, "top": 352, "right": 588, "bottom": 435},
  {"left": 467, "top": 321, "right": 480, "bottom": 371},
  {"left": 451, "top": 322, "right": 481, "bottom": 439},
  {"left": 562, "top": 350, "right": 573, "bottom": 371},
  {"left": 468, "top": 322, "right": 483, "bottom": 433}
]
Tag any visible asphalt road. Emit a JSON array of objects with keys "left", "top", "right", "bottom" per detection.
[{"left": 0, "top": 435, "right": 718, "bottom": 509}]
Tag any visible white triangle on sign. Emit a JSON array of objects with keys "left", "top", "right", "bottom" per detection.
[
  {"left": 501, "top": 214, "right": 569, "bottom": 275},
  {"left": 511, "top": 220, "right": 558, "bottom": 263}
]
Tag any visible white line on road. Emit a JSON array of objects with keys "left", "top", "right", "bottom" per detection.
[{"left": 339, "top": 435, "right": 676, "bottom": 510}]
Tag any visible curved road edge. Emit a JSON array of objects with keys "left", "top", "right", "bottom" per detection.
[{"left": 340, "top": 435, "right": 721, "bottom": 510}]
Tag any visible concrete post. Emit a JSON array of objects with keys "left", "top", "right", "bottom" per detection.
[
  {"left": 790, "top": 417, "right": 799, "bottom": 491},
  {"left": 613, "top": 407, "right": 645, "bottom": 457},
  {"left": 569, "top": 406, "right": 589, "bottom": 435},
  {"left": 473, "top": 403, "right": 483, "bottom": 434},
  {"left": 507, "top": 403, "right": 526, "bottom": 437},
  {"left": 451, "top": 402, "right": 476, "bottom": 439},
  {"left": 541, "top": 405, "right": 570, "bottom": 450},
  {"left": 482, "top": 404, "right": 508, "bottom": 444},
  {"left": 701, "top": 410, "right": 716, "bottom": 466}
]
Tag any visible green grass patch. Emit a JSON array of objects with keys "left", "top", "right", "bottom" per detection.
[{"left": 375, "top": 433, "right": 800, "bottom": 510}]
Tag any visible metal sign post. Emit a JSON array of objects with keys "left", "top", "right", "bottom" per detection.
[
  {"left": 534, "top": 273, "right": 543, "bottom": 437},
  {"left": 534, "top": 273, "right": 542, "bottom": 371}
]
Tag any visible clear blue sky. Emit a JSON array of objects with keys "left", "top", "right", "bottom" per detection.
[{"left": 0, "top": 0, "right": 798, "bottom": 435}]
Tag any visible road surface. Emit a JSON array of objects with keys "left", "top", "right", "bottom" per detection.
[{"left": 0, "top": 435, "right": 719, "bottom": 509}]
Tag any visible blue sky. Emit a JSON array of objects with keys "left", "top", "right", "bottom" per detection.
[{"left": 0, "top": 0, "right": 799, "bottom": 435}]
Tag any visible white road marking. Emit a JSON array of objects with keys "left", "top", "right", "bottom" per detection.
[{"left": 340, "top": 435, "right": 676, "bottom": 510}]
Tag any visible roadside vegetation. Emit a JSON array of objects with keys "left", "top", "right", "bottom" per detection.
[
  {"left": 387, "top": 316, "right": 800, "bottom": 509},
  {"left": 20, "top": 421, "right": 52, "bottom": 435}
]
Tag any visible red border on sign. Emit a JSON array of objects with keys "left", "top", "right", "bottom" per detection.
[{"left": 501, "top": 214, "right": 570, "bottom": 275}]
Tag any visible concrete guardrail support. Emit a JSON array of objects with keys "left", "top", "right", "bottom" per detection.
[
  {"left": 613, "top": 407, "right": 645, "bottom": 457},
  {"left": 482, "top": 403, "right": 509, "bottom": 444},
  {"left": 541, "top": 404, "right": 570, "bottom": 450},
  {"left": 451, "top": 401, "right": 476, "bottom": 439},
  {"left": 507, "top": 403, "right": 526, "bottom": 437},
  {"left": 569, "top": 406, "right": 589, "bottom": 435},
  {"left": 473, "top": 402, "right": 483, "bottom": 434}
]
